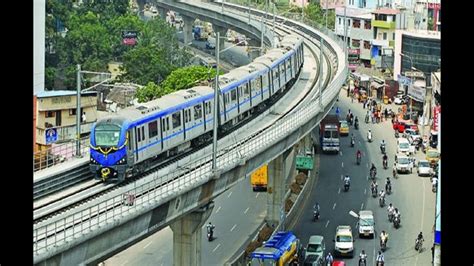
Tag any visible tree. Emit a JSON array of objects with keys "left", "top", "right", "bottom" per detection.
[{"left": 135, "top": 82, "right": 162, "bottom": 103}]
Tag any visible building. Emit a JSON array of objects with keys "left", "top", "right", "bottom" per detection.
[
  {"left": 393, "top": 29, "right": 440, "bottom": 86},
  {"left": 370, "top": 8, "right": 400, "bottom": 69},
  {"left": 289, "top": 0, "right": 310, "bottom": 8},
  {"left": 412, "top": 0, "right": 441, "bottom": 31},
  {"left": 34, "top": 90, "right": 97, "bottom": 150},
  {"left": 335, "top": 7, "right": 373, "bottom": 68},
  {"left": 320, "top": 0, "right": 345, "bottom": 9}
]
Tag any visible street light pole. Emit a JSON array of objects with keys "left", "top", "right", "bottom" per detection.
[
  {"left": 212, "top": 32, "right": 221, "bottom": 171},
  {"left": 76, "top": 64, "right": 82, "bottom": 157},
  {"left": 260, "top": 10, "right": 264, "bottom": 56},
  {"left": 400, "top": 53, "right": 414, "bottom": 121}
]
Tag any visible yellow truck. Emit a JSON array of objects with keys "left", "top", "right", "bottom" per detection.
[{"left": 251, "top": 164, "right": 268, "bottom": 192}]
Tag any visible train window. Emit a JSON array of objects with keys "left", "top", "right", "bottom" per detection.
[
  {"left": 231, "top": 90, "right": 237, "bottom": 102},
  {"left": 257, "top": 76, "right": 262, "bottom": 90},
  {"left": 137, "top": 128, "right": 141, "bottom": 142},
  {"left": 172, "top": 112, "right": 181, "bottom": 128},
  {"left": 141, "top": 127, "right": 145, "bottom": 139},
  {"left": 207, "top": 102, "right": 212, "bottom": 114},
  {"left": 184, "top": 109, "right": 188, "bottom": 123},
  {"left": 244, "top": 84, "right": 249, "bottom": 96},
  {"left": 194, "top": 104, "right": 202, "bottom": 119},
  {"left": 149, "top": 121, "right": 158, "bottom": 138}
]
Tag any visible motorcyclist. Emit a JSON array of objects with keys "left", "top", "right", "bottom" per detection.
[
  {"left": 387, "top": 203, "right": 395, "bottom": 221},
  {"left": 370, "top": 163, "right": 377, "bottom": 178},
  {"left": 351, "top": 134, "right": 355, "bottom": 146},
  {"left": 367, "top": 129, "right": 372, "bottom": 141},
  {"left": 379, "top": 189, "right": 386, "bottom": 199},
  {"left": 354, "top": 116, "right": 359, "bottom": 127},
  {"left": 385, "top": 177, "right": 391, "bottom": 192},
  {"left": 313, "top": 202, "right": 320, "bottom": 220},
  {"left": 359, "top": 250, "right": 367, "bottom": 265},
  {"left": 344, "top": 175, "right": 351, "bottom": 190},
  {"left": 416, "top": 232, "right": 424, "bottom": 250},
  {"left": 431, "top": 176, "right": 438, "bottom": 190},
  {"left": 380, "top": 230, "right": 389, "bottom": 247},
  {"left": 206, "top": 222, "right": 215, "bottom": 240},
  {"left": 393, "top": 208, "right": 401, "bottom": 224},
  {"left": 371, "top": 180, "right": 378, "bottom": 196},
  {"left": 356, "top": 149, "right": 362, "bottom": 163},
  {"left": 325, "top": 252, "right": 334, "bottom": 265},
  {"left": 376, "top": 251, "right": 385, "bottom": 265},
  {"left": 382, "top": 154, "right": 388, "bottom": 168},
  {"left": 380, "top": 139, "right": 386, "bottom": 153}
]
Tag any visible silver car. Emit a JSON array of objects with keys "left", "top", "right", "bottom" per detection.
[
  {"left": 417, "top": 160, "right": 433, "bottom": 176},
  {"left": 358, "top": 210, "right": 375, "bottom": 238}
]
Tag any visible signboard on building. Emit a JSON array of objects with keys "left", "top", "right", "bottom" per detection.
[
  {"left": 348, "top": 49, "right": 360, "bottom": 70},
  {"left": 122, "top": 30, "right": 138, "bottom": 46},
  {"left": 397, "top": 74, "right": 411, "bottom": 86},
  {"left": 432, "top": 106, "right": 440, "bottom": 132},
  {"left": 408, "top": 84, "right": 426, "bottom": 102},
  {"left": 45, "top": 128, "right": 58, "bottom": 144}
]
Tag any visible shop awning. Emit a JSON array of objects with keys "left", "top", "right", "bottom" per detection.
[{"left": 370, "top": 81, "right": 384, "bottom": 89}]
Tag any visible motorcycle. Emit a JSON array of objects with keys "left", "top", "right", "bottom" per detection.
[
  {"left": 393, "top": 216, "right": 400, "bottom": 229},
  {"left": 415, "top": 238, "right": 423, "bottom": 252},
  {"left": 344, "top": 180, "right": 350, "bottom": 192},
  {"left": 357, "top": 154, "right": 361, "bottom": 165},
  {"left": 376, "top": 261, "right": 385, "bottom": 266},
  {"left": 379, "top": 196, "right": 385, "bottom": 207},
  {"left": 388, "top": 212, "right": 394, "bottom": 222},
  {"left": 367, "top": 132, "right": 372, "bottom": 142},
  {"left": 354, "top": 120, "right": 359, "bottom": 129},
  {"left": 207, "top": 226, "right": 215, "bottom": 241},
  {"left": 351, "top": 137, "right": 355, "bottom": 147},
  {"left": 371, "top": 186, "right": 378, "bottom": 198},
  {"left": 380, "top": 144, "right": 386, "bottom": 154},
  {"left": 432, "top": 181, "right": 438, "bottom": 193},
  {"left": 394, "top": 131, "right": 399, "bottom": 138},
  {"left": 359, "top": 255, "right": 367, "bottom": 266},
  {"left": 386, "top": 183, "right": 392, "bottom": 194},
  {"left": 365, "top": 114, "right": 369, "bottom": 124},
  {"left": 370, "top": 169, "right": 376, "bottom": 180},
  {"left": 383, "top": 159, "right": 388, "bottom": 169},
  {"left": 313, "top": 210, "right": 320, "bottom": 221},
  {"left": 380, "top": 238, "right": 387, "bottom": 251}
]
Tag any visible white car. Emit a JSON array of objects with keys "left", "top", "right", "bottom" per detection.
[
  {"left": 405, "top": 128, "right": 421, "bottom": 144},
  {"left": 417, "top": 160, "right": 433, "bottom": 176},
  {"left": 394, "top": 154, "right": 413, "bottom": 174},
  {"left": 334, "top": 225, "right": 354, "bottom": 257},
  {"left": 358, "top": 210, "right": 375, "bottom": 238},
  {"left": 397, "top": 138, "right": 411, "bottom": 155}
]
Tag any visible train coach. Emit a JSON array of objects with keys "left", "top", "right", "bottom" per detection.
[{"left": 90, "top": 35, "right": 304, "bottom": 182}]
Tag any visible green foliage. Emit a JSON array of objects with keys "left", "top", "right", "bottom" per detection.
[
  {"left": 135, "top": 82, "right": 162, "bottom": 103},
  {"left": 161, "top": 66, "right": 222, "bottom": 92},
  {"left": 45, "top": 67, "right": 57, "bottom": 90}
]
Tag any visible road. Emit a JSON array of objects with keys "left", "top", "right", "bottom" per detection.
[
  {"left": 291, "top": 90, "right": 436, "bottom": 265},
  {"left": 104, "top": 178, "right": 267, "bottom": 266}
]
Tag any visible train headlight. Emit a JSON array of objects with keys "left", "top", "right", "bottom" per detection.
[
  {"left": 118, "top": 158, "right": 127, "bottom": 165},
  {"left": 90, "top": 157, "right": 98, "bottom": 164}
]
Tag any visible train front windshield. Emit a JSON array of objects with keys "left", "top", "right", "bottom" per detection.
[{"left": 95, "top": 124, "right": 121, "bottom": 147}]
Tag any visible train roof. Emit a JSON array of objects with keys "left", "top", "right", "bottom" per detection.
[{"left": 101, "top": 86, "right": 214, "bottom": 125}]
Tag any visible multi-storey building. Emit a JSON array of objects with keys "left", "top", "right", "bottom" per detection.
[
  {"left": 335, "top": 7, "right": 373, "bottom": 69},
  {"left": 370, "top": 8, "right": 399, "bottom": 69}
]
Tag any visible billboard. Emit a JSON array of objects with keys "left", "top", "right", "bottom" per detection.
[
  {"left": 408, "top": 84, "right": 426, "bottom": 102},
  {"left": 122, "top": 30, "right": 138, "bottom": 46}
]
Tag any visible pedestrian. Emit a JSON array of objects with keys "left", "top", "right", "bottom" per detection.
[
  {"left": 431, "top": 244, "right": 435, "bottom": 263},
  {"left": 384, "top": 108, "right": 388, "bottom": 120}
]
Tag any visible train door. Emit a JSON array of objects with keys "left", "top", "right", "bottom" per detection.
[
  {"left": 161, "top": 116, "right": 171, "bottom": 150},
  {"left": 183, "top": 108, "right": 193, "bottom": 140},
  {"left": 135, "top": 125, "right": 146, "bottom": 161},
  {"left": 170, "top": 110, "right": 183, "bottom": 147},
  {"left": 127, "top": 129, "right": 135, "bottom": 164},
  {"left": 147, "top": 120, "right": 160, "bottom": 155},
  {"left": 193, "top": 103, "right": 204, "bottom": 135}
]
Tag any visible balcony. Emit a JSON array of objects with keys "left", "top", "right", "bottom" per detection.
[{"left": 372, "top": 20, "right": 395, "bottom": 29}]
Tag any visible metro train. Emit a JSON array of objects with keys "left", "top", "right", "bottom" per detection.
[{"left": 90, "top": 35, "right": 304, "bottom": 182}]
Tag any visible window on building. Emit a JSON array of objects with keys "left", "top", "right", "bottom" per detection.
[
  {"left": 352, "top": 19, "right": 361, "bottom": 28},
  {"left": 364, "top": 40, "right": 371, "bottom": 49},
  {"left": 352, "top": 39, "right": 360, "bottom": 48},
  {"left": 383, "top": 32, "right": 387, "bottom": 40},
  {"left": 45, "top": 111, "right": 55, "bottom": 118},
  {"left": 69, "top": 109, "right": 77, "bottom": 116},
  {"left": 339, "top": 18, "right": 341, "bottom": 25},
  {"left": 148, "top": 121, "right": 158, "bottom": 138},
  {"left": 365, "top": 20, "right": 371, "bottom": 29},
  {"left": 393, "top": 33, "right": 395, "bottom": 40}
]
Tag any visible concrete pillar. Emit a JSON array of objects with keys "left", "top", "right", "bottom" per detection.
[
  {"left": 213, "top": 25, "right": 227, "bottom": 52},
  {"left": 157, "top": 7, "right": 166, "bottom": 20},
  {"left": 182, "top": 15, "right": 195, "bottom": 46},
  {"left": 266, "top": 147, "right": 295, "bottom": 228},
  {"left": 170, "top": 202, "right": 214, "bottom": 266}
]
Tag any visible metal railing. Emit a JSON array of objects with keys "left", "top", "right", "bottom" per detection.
[{"left": 33, "top": 137, "right": 90, "bottom": 172}]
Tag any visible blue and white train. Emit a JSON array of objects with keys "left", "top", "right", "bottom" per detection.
[{"left": 90, "top": 35, "right": 304, "bottom": 182}]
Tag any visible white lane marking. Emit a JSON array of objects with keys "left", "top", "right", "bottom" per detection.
[
  {"left": 256, "top": 192, "right": 260, "bottom": 198},
  {"left": 244, "top": 207, "right": 249, "bottom": 214},
  {"left": 143, "top": 241, "right": 152, "bottom": 249},
  {"left": 340, "top": 151, "right": 343, "bottom": 156},
  {"left": 216, "top": 206, "right": 221, "bottom": 214},
  {"left": 364, "top": 189, "right": 367, "bottom": 195},
  {"left": 341, "top": 174, "right": 344, "bottom": 180},
  {"left": 338, "top": 188, "right": 341, "bottom": 194},
  {"left": 230, "top": 224, "right": 237, "bottom": 232},
  {"left": 227, "top": 191, "right": 233, "bottom": 198},
  {"left": 120, "top": 260, "right": 129, "bottom": 266},
  {"left": 212, "top": 244, "right": 221, "bottom": 253},
  {"left": 333, "top": 203, "right": 337, "bottom": 210},
  {"left": 341, "top": 162, "right": 344, "bottom": 168},
  {"left": 325, "top": 220, "right": 330, "bottom": 228},
  {"left": 361, "top": 203, "right": 364, "bottom": 210}
]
